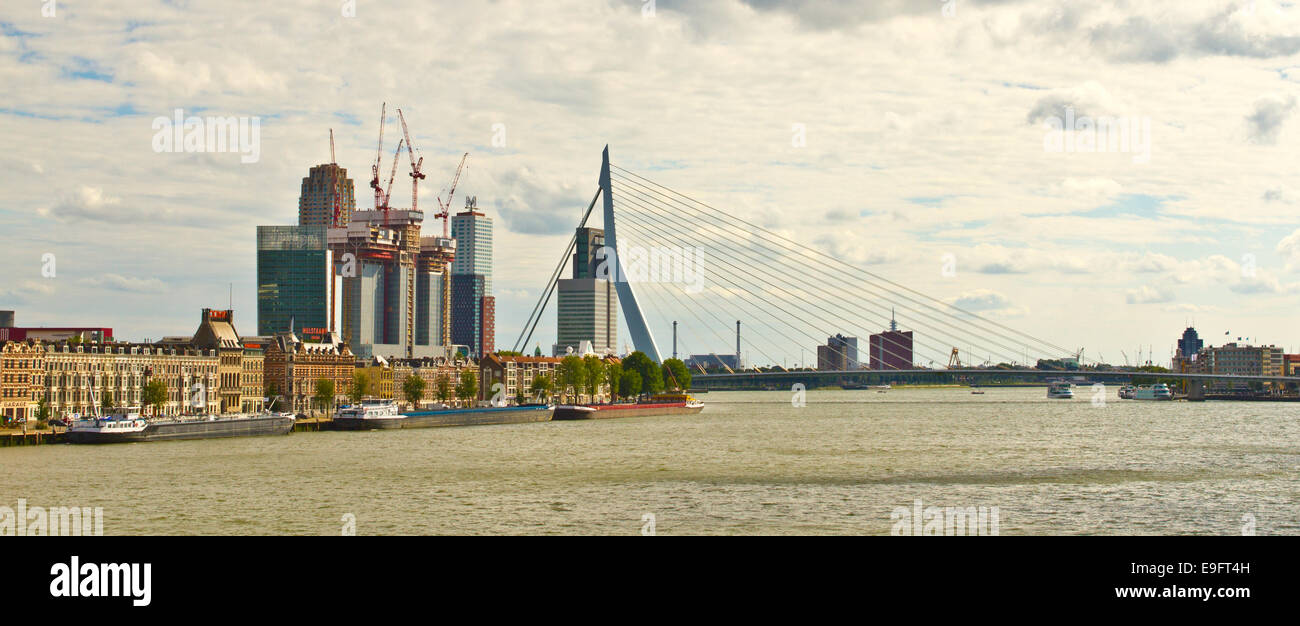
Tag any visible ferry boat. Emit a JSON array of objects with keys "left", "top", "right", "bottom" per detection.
[
  {"left": 67, "top": 407, "right": 295, "bottom": 444},
  {"left": 1118, "top": 385, "right": 1137, "bottom": 399},
  {"left": 1046, "top": 381, "right": 1074, "bottom": 399},
  {"left": 553, "top": 392, "right": 704, "bottom": 421},
  {"left": 329, "top": 398, "right": 553, "bottom": 431},
  {"left": 1133, "top": 383, "right": 1173, "bottom": 401}
]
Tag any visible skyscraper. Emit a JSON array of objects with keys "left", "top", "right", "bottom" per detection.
[
  {"left": 298, "top": 164, "right": 356, "bottom": 227},
  {"left": 555, "top": 226, "right": 618, "bottom": 356},
  {"left": 257, "top": 225, "right": 334, "bottom": 336},
  {"left": 1177, "top": 327, "right": 1204, "bottom": 359},
  {"left": 450, "top": 198, "right": 494, "bottom": 357}
]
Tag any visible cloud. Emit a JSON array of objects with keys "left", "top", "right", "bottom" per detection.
[
  {"left": 37, "top": 186, "right": 166, "bottom": 223},
  {"left": 1245, "top": 94, "right": 1296, "bottom": 144},
  {"left": 1026, "top": 81, "right": 1126, "bottom": 125},
  {"left": 490, "top": 167, "right": 589, "bottom": 235},
  {"left": 1277, "top": 228, "right": 1300, "bottom": 271},
  {"left": 77, "top": 274, "right": 167, "bottom": 293},
  {"left": 0, "top": 280, "right": 55, "bottom": 305},
  {"left": 1125, "top": 285, "right": 1175, "bottom": 304}
]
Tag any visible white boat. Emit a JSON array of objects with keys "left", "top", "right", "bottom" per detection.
[
  {"left": 1118, "top": 385, "right": 1137, "bottom": 399},
  {"left": 1134, "top": 384, "right": 1173, "bottom": 401},
  {"left": 334, "top": 399, "right": 403, "bottom": 422},
  {"left": 1047, "top": 381, "right": 1074, "bottom": 399}
]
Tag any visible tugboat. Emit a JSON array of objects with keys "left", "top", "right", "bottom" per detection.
[
  {"left": 329, "top": 398, "right": 553, "bottom": 430},
  {"left": 554, "top": 392, "right": 704, "bottom": 421},
  {"left": 1046, "top": 381, "right": 1074, "bottom": 399},
  {"left": 67, "top": 407, "right": 295, "bottom": 444}
]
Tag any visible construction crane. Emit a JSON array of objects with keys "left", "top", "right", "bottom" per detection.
[
  {"left": 395, "top": 109, "right": 426, "bottom": 213},
  {"left": 380, "top": 139, "right": 403, "bottom": 213},
  {"left": 434, "top": 153, "right": 469, "bottom": 238},
  {"left": 369, "top": 102, "right": 388, "bottom": 211},
  {"left": 1121, "top": 350, "right": 1130, "bottom": 367},
  {"left": 947, "top": 347, "right": 962, "bottom": 368},
  {"left": 329, "top": 129, "right": 342, "bottom": 227}
]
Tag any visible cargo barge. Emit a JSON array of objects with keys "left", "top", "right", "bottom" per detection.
[
  {"left": 67, "top": 408, "right": 295, "bottom": 444},
  {"left": 553, "top": 392, "right": 704, "bottom": 421},
  {"left": 329, "top": 399, "right": 553, "bottom": 430}
]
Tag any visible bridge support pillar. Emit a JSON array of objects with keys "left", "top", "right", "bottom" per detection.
[{"left": 1187, "top": 380, "right": 1205, "bottom": 402}]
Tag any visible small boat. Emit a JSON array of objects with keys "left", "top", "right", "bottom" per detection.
[
  {"left": 1133, "top": 384, "right": 1173, "bottom": 401},
  {"left": 1047, "top": 381, "right": 1074, "bottom": 399},
  {"left": 554, "top": 392, "right": 704, "bottom": 421},
  {"left": 1117, "top": 385, "right": 1137, "bottom": 399},
  {"left": 970, "top": 389, "right": 985, "bottom": 395}
]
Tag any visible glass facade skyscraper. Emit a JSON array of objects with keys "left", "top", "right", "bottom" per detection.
[
  {"left": 256, "top": 225, "right": 333, "bottom": 336},
  {"left": 451, "top": 204, "right": 494, "bottom": 357}
]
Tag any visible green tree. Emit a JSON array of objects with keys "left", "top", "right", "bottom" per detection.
[
  {"left": 619, "top": 369, "right": 643, "bottom": 399},
  {"left": 606, "top": 361, "right": 622, "bottom": 402},
  {"left": 100, "top": 390, "right": 115, "bottom": 412},
  {"left": 557, "top": 355, "right": 587, "bottom": 403},
  {"left": 621, "top": 351, "right": 663, "bottom": 394},
  {"left": 530, "top": 374, "right": 554, "bottom": 403},
  {"left": 313, "top": 378, "right": 336, "bottom": 417},
  {"left": 435, "top": 373, "right": 452, "bottom": 404},
  {"left": 142, "top": 380, "right": 168, "bottom": 416},
  {"left": 583, "top": 355, "right": 607, "bottom": 400},
  {"left": 36, "top": 396, "right": 50, "bottom": 422},
  {"left": 455, "top": 369, "right": 479, "bottom": 406},
  {"left": 402, "top": 375, "right": 426, "bottom": 411},
  {"left": 349, "top": 371, "right": 372, "bottom": 404},
  {"left": 661, "top": 358, "right": 691, "bottom": 391},
  {"left": 496, "top": 350, "right": 523, "bottom": 357},
  {"left": 264, "top": 381, "right": 281, "bottom": 411}
]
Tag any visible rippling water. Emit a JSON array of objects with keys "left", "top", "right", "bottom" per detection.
[{"left": 3, "top": 388, "right": 1298, "bottom": 535}]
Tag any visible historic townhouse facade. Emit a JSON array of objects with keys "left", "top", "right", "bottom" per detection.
[{"left": 0, "top": 340, "right": 46, "bottom": 425}]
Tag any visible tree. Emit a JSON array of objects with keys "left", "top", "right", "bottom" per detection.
[
  {"left": 349, "top": 371, "right": 372, "bottom": 404},
  {"left": 265, "top": 381, "right": 281, "bottom": 411},
  {"left": 583, "top": 355, "right": 607, "bottom": 400},
  {"left": 606, "top": 361, "right": 622, "bottom": 402},
  {"left": 36, "top": 396, "right": 50, "bottom": 422},
  {"left": 455, "top": 369, "right": 479, "bottom": 406},
  {"left": 435, "top": 373, "right": 452, "bottom": 405},
  {"left": 402, "top": 375, "right": 426, "bottom": 411},
  {"left": 313, "top": 378, "right": 335, "bottom": 417},
  {"left": 662, "top": 358, "right": 691, "bottom": 391},
  {"left": 621, "top": 351, "right": 663, "bottom": 394},
  {"left": 557, "top": 355, "right": 587, "bottom": 403},
  {"left": 619, "top": 370, "right": 643, "bottom": 399},
  {"left": 530, "top": 374, "right": 554, "bottom": 403},
  {"left": 101, "top": 390, "right": 115, "bottom": 412},
  {"left": 142, "top": 380, "right": 168, "bottom": 416},
  {"left": 496, "top": 350, "right": 523, "bottom": 357}
]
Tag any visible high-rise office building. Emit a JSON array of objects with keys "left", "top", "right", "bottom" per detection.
[
  {"left": 555, "top": 227, "right": 618, "bottom": 356},
  {"left": 1177, "top": 327, "right": 1204, "bottom": 359},
  {"left": 298, "top": 164, "right": 356, "bottom": 227},
  {"left": 257, "top": 225, "right": 334, "bottom": 336},
  {"left": 869, "top": 311, "right": 913, "bottom": 370},
  {"left": 450, "top": 199, "right": 494, "bottom": 357},
  {"left": 818, "top": 334, "right": 859, "bottom": 370}
]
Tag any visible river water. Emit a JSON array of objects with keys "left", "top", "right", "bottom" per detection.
[{"left": 2, "top": 387, "right": 1297, "bottom": 535}]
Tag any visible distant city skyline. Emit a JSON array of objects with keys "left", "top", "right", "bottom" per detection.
[{"left": 3, "top": 1, "right": 1300, "bottom": 366}]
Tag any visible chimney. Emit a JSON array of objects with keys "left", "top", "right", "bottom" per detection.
[{"left": 735, "top": 320, "right": 741, "bottom": 367}]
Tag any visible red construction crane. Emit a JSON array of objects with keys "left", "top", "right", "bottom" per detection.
[
  {"left": 369, "top": 102, "right": 387, "bottom": 211},
  {"left": 434, "top": 153, "right": 469, "bottom": 238},
  {"left": 396, "top": 109, "right": 425, "bottom": 213}
]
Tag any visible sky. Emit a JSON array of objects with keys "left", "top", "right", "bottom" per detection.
[{"left": 1, "top": 0, "right": 1298, "bottom": 367}]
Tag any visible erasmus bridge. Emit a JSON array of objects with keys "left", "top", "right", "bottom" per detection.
[{"left": 513, "top": 148, "right": 1293, "bottom": 394}]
